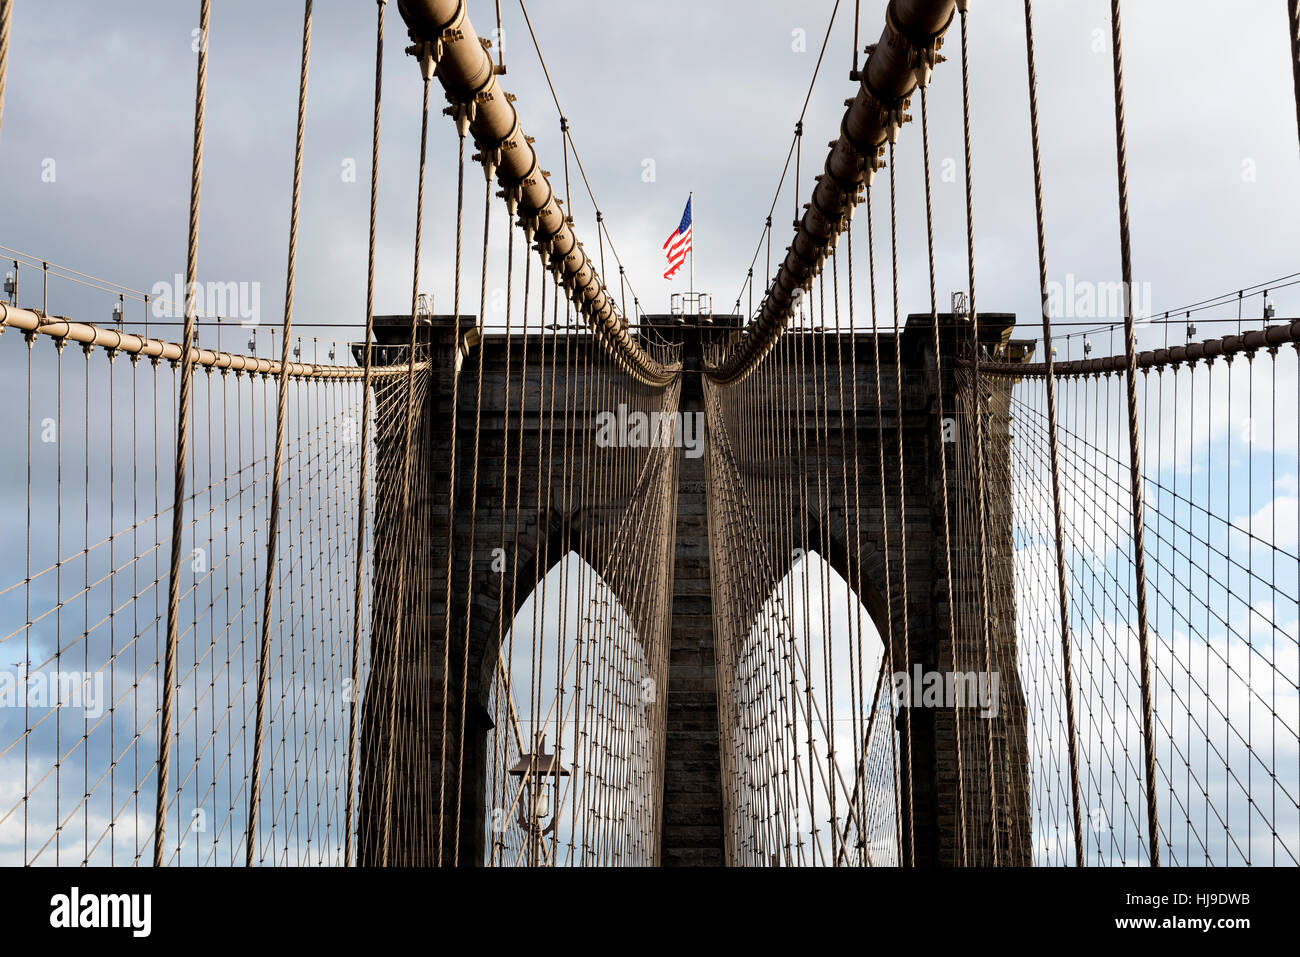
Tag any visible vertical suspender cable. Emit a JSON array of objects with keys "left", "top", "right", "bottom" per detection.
[
  {"left": 1023, "top": 0, "right": 1084, "bottom": 868},
  {"left": 455, "top": 172, "right": 493, "bottom": 865},
  {"left": 918, "top": 86, "right": 967, "bottom": 866},
  {"left": 438, "top": 92, "right": 469, "bottom": 867},
  {"left": 156, "top": 0, "right": 210, "bottom": 870},
  {"left": 865, "top": 189, "right": 908, "bottom": 864},
  {"left": 956, "top": 0, "right": 1000, "bottom": 865},
  {"left": 887, "top": 142, "right": 917, "bottom": 867},
  {"left": 345, "top": 0, "right": 386, "bottom": 869},
  {"left": 248, "top": 0, "right": 312, "bottom": 868},
  {"left": 388, "top": 65, "right": 434, "bottom": 866},
  {"left": 1289, "top": 0, "right": 1300, "bottom": 157},
  {"left": 1107, "top": 0, "right": 1161, "bottom": 867},
  {"left": 0, "top": 0, "right": 11, "bottom": 141}
]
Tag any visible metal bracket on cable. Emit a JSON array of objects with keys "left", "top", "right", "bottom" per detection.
[
  {"left": 548, "top": 256, "right": 566, "bottom": 286},
  {"left": 518, "top": 209, "right": 538, "bottom": 243},
  {"left": 497, "top": 182, "right": 523, "bottom": 218},
  {"left": 856, "top": 38, "right": 923, "bottom": 147},
  {"left": 864, "top": 145, "right": 886, "bottom": 187},
  {"left": 407, "top": 38, "right": 442, "bottom": 81},
  {"left": 429, "top": 45, "right": 486, "bottom": 140},
  {"left": 474, "top": 145, "right": 501, "bottom": 181},
  {"left": 884, "top": 1, "right": 953, "bottom": 89},
  {"left": 446, "top": 99, "right": 476, "bottom": 138},
  {"left": 880, "top": 97, "right": 913, "bottom": 145}
]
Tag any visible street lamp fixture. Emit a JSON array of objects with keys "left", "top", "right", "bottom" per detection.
[{"left": 507, "top": 735, "right": 570, "bottom": 866}]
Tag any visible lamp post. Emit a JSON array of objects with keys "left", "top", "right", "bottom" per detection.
[{"left": 507, "top": 734, "right": 570, "bottom": 867}]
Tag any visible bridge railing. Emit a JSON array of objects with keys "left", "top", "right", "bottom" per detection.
[
  {"left": 0, "top": 311, "right": 434, "bottom": 865},
  {"left": 999, "top": 338, "right": 1299, "bottom": 865}
]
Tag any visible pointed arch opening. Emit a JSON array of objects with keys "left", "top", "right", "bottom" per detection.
[
  {"left": 481, "top": 551, "right": 659, "bottom": 866},
  {"left": 719, "top": 547, "right": 899, "bottom": 866}
]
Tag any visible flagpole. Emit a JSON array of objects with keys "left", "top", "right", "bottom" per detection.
[{"left": 688, "top": 191, "right": 694, "bottom": 301}]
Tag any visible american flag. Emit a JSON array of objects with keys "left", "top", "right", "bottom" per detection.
[{"left": 662, "top": 197, "right": 692, "bottom": 280}]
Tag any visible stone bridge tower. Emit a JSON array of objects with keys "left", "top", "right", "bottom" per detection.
[{"left": 355, "top": 309, "right": 1033, "bottom": 867}]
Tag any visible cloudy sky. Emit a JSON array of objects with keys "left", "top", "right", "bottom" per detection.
[
  {"left": 1, "top": 0, "right": 1298, "bottom": 350},
  {"left": 0, "top": 0, "right": 1298, "bottom": 868}
]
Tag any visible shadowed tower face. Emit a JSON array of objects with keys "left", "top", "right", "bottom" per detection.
[{"left": 355, "top": 311, "right": 1031, "bottom": 866}]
